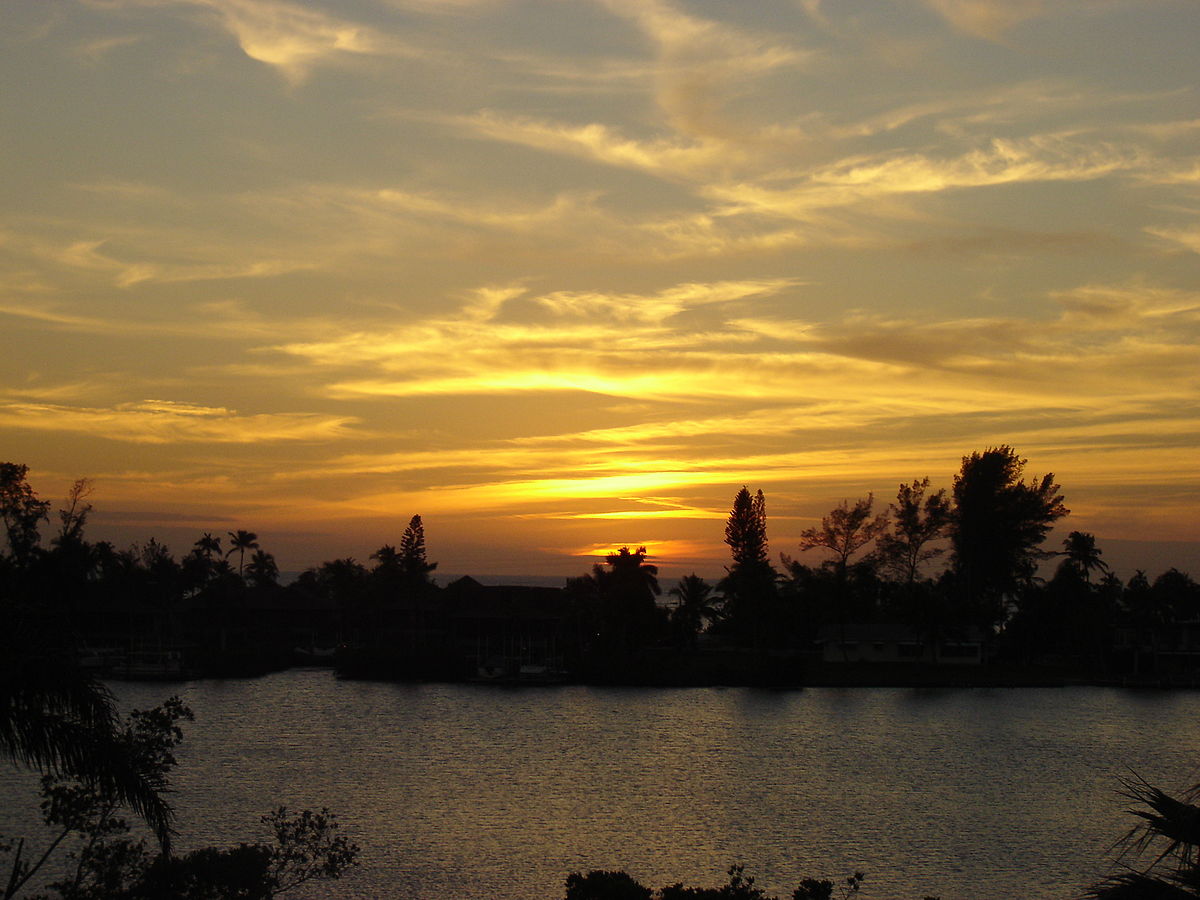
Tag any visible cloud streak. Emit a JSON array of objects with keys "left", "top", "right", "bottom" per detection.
[{"left": 0, "top": 400, "right": 358, "bottom": 444}]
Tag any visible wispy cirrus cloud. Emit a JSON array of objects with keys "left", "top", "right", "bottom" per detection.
[
  {"left": 1146, "top": 226, "right": 1200, "bottom": 254},
  {"left": 450, "top": 112, "right": 737, "bottom": 181},
  {"left": 708, "top": 135, "right": 1143, "bottom": 223},
  {"left": 0, "top": 399, "right": 358, "bottom": 444},
  {"left": 919, "top": 0, "right": 1047, "bottom": 40},
  {"left": 0, "top": 294, "right": 339, "bottom": 343},
  {"left": 262, "top": 273, "right": 1200, "bottom": 419},
  {"left": 273, "top": 278, "right": 804, "bottom": 400},
  {"left": 0, "top": 226, "right": 316, "bottom": 290},
  {"left": 599, "top": 0, "right": 808, "bottom": 139},
  {"left": 83, "top": 0, "right": 422, "bottom": 82}
]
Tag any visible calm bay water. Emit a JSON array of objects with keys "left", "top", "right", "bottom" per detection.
[{"left": 5, "top": 670, "right": 1200, "bottom": 899}]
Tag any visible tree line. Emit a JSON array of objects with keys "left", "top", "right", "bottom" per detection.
[
  {"left": 562, "top": 446, "right": 1197, "bottom": 679},
  {"left": 3, "top": 448, "right": 1199, "bottom": 681}
]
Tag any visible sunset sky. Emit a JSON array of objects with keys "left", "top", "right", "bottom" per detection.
[{"left": 2, "top": 0, "right": 1198, "bottom": 580}]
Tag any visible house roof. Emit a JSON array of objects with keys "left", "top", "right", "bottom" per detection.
[{"left": 816, "top": 623, "right": 983, "bottom": 643}]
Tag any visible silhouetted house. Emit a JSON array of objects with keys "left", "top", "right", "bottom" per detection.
[
  {"left": 1112, "top": 619, "right": 1200, "bottom": 681},
  {"left": 333, "top": 583, "right": 456, "bottom": 679},
  {"left": 169, "top": 587, "right": 334, "bottom": 674},
  {"left": 244, "top": 589, "right": 340, "bottom": 656},
  {"left": 445, "top": 576, "right": 567, "bottom": 680},
  {"left": 361, "top": 589, "right": 449, "bottom": 652},
  {"left": 817, "top": 624, "right": 983, "bottom": 665}
]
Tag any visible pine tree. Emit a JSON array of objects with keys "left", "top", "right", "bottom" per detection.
[
  {"left": 720, "top": 487, "right": 777, "bottom": 642},
  {"left": 724, "top": 486, "right": 769, "bottom": 569},
  {"left": 398, "top": 515, "right": 437, "bottom": 584}
]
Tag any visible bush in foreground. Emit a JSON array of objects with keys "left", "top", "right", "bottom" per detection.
[{"left": 565, "top": 864, "right": 878, "bottom": 900}]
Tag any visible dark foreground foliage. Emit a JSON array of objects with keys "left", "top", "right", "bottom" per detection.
[
  {"left": 565, "top": 865, "right": 893, "bottom": 900},
  {"left": 0, "top": 699, "right": 358, "bottom": 900},
  {"left": 1085, "top": 775, "right": 1200, "bottom": 899},
  {"left": 564, "top": 770, "right": 1200, "bottom": 900}
]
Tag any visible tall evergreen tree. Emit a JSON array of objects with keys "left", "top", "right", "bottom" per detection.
[
  {"left": 398, "top": 515, "right": 437, "bottom": 584},
  {"left": 720, "top": 487, "right": 778, "bottom": 643},
  {"left": 724, "top": 487, "right": 769, "bottom": 568}
]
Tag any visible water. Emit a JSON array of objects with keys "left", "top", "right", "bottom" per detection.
[{"left": 4, "top": 670, "right": 1200, "bottom": 899}]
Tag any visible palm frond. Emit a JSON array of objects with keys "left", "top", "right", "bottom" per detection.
[
  {"left": 0, "top": 635, "right": 175, "bottom": 851},
  {"left": 1087, "top": 871, "right": 1197, "bottom": 899},
  {"left": 1120, "top": 775, "right": 1200, "bottom": 868}
]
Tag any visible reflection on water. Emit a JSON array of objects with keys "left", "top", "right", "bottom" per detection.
[{"left": 5, "top": 671, "right": 1200, "bottom": 899}]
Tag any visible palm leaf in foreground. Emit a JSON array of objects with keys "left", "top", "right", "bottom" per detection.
[
  {"left": 0, "top": 634, "right": 175, "bottom": 852},
  {"left": 1087, "top": 775, "right": 1200, "bottom": 899}
]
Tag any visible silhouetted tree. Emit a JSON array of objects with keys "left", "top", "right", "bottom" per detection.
[
  {"left": 1024, "top": 542, "right": 1117, "bottom": 669},
  {"left": 777, "top": 556, "right": 838, "bottom": 639},
  {"left": 669, "top": 574, "right": 717, "bottom": 647},
  {"left": 564, "top": 864, "right": 864, "bottom": 900},
  {"left": 799, "top": 495, "right": 886, "bottom": 582},
  {"left": 2, "top": 697, "right": 357, "bottom": 899},
  {"left": 565, "top": 870, "right": 651, "bottom": 900},
  {"left": 570, "top": 547, "right": 665, "bottom": 659},
  {"left": 1151, "top": 568, "right": 1200, "bottom": 622},
  {"left": 0, "top": 462, "right": 50, "bottom": 569},
  {"left": 398, "top": 516, "right": 437, "bottom": 586},
  {"left": 602, "top": 546, "right": 660, "bottom": 598},
  {"left": 245, "top": 549, "right": 279, "bottom": 590},
  {"left": 53, "top": 478, "right": 93, "bottom": 550},
  {"left": 181, "top": 533, "right": 217, "bottom": 593},
  {"left": 725, "top": 487, "right": 768, "bottom": 570},
  {"left": 798, "top": 495, "right": 886, "bottom": 657},
  {"left": 719, "top": 487, "right": 778, "bottom": 643},
  {"left": 226, "top": 530, "right": 260, "bottom": 578},
  {"left": 1058, "top": 531, "right": 1109, "bottom": 584},
  {"left": 875, "top": 478, "right": 951, "bottom": 586},
  {"left": 1121, "top": 570, "right": 1160, "bottom": 624},
  {"left": 951, "top": 446, "right": 1067, "bottom": 629},
  {"left": 0, "top": 627, "right": 175, "bottom": 853},
  {"left": 369, "top": 544, "right": 400, "bottom": 574},
  {"left": 194, "top": 532, "right": 222, "bottom": 560},
  {"left": 301, "top": 558, "right": 371, "bottom": 639}
]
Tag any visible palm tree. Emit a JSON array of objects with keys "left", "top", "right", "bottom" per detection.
[
  {"left": 225, "top": 530, "right": 259, "bottom": 577},
  {"left": 669, "top": 574, "right": 718, "bottom": 647},
  {"left": 194, "top": 532, "right": 221, "bottom": 560},
  {"left": 593, "top": 547, "right": 663, "bottom": 650},
  {"left": 603, "top": 546, "right": 660, "bottom": 598},
  {"left": 245, "top": 550, "right": 278, "bottom": 589},
  {"left": 1087, "top": 775, "right": 1200, "bottom": 898},
  {"left": 0, "top": 621, "right": 174, "bottom": 852},
  {"left": 369, "top": 544, "right": 400, "bottom": 573},
  {"left": 1061, "top": 531, "right": 1109, "bottom": 584}
]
